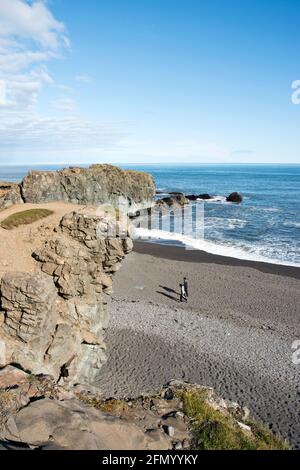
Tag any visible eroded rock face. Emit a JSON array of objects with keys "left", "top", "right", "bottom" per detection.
[
  {"left": 0, "top": 182, "right": 23, "bottom": 210},
  {"left": 0, "top": 273, "right": 57, "bottom": 346},
  {"left": 21, "top": 164, "right": 155, "bottom": 208},
  {"left": 3, "top": 398, "right": 173, "bottom": 450},
  {"left": 0, "top": 209, "right": 132, "bottom": 385}
]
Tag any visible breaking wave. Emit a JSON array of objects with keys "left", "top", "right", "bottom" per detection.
[{"left": 133, "top": 227, "right": 300, "bottom": 267}]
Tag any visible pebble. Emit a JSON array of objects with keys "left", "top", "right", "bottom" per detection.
[
  {"left": 174, "top": 441, "right": 182, "bottom": 450},
  {"left": 164, "top": 425, "right": 175, "bottom": 437},
  {"left": 237, "top": 421, "right": 252, "bottom": 433},
  {"left": 242, "top": 406, "right": 250, "bottom": 420},
  {"left": 162, "top": 388, "right": 174, "bottom": 400}
]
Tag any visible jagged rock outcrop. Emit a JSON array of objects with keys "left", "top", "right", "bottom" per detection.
[
  {"left": 0, "top": 182, "right": 23, "bottom": 210},
  {"left": 156, "top": 194, "right": 190, "bottom": 207},
  {"left": 21, "top": 164, "right": 155, "bottom": 209},
  {"left": 2, "top": 398, "right": 173, "bottom": 450},
  {"left": 0, "top": 375, "right": 286, "bottom": 450},
  {"left": 0, "top": 208, "right": 133, "bottom": 385}
]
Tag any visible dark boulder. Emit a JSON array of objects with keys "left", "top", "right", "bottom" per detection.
[
  {"left": 226, "top": 192, "right": 243, "bottom": 203},
  {"left": 197, "top": 193, "right": 212, "bottom": 200},
  {"left": 186, "top": 193, "right": 212, "bottom": 201},
  {"left": 157, "top": 194, "right": 190, "bottom": 207}
]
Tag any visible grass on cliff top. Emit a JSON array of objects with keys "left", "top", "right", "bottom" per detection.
[
  {"left": 78, "top": 396, "right": 133, "bottom": 418},
  {"left": 180, "top": 389, "right": 289, "bottom": 450},
  {"left": 0, "top": 208, "right": 54, "bottom": 230}
]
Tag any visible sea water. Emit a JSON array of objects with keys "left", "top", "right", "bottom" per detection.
[{"left": 1, "top": 164, "right": 299, "bottom": 267}]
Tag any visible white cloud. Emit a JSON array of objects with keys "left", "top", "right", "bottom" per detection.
[
  {"left": 0, "top": 1, "right": 229, "bottom": 164},
  {"left": 0, "top": 0, "right": 67, "bottom": 109},
  {"left": 54, "top": 83, "right": 73, "bottom": 93},
  {"left": 75, "top": 74, "right": 92, "bottom": 84},
  {"left": 53, "top": 98, "right": 77, "bottom": 112},
  {"left": 0, "top": 80, "right": 6, "bottom": 105},
  {"left": 0, "top": 1, "right": 126, "bottom": 162},
  {"left": 1, "top": 68, "right": 54, "bottom": 110},
  {"left": 0, "top": 0, "right": 67, "bottom": 49},
  {"left": 0, "top": 113, "right": 124, "bottom": 155},
  {"left": 0, "top": 49, "right": 50, "bottom": 73}
]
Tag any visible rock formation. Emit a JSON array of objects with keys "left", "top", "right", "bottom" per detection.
[
  {"left": 0, "top": 164, "right": 151, "bottom": 386},
  {"left": 0, "top": 208, "right": 132, "bottom": 386},
  {"left": 156, "top": 194, "right": 190, "bottom": 207},
  {"left": 21, "top": 164, "right": 155, "bottom": 209},
  {"left": 0, "top": 374, "right": 286, "bottom": 450},
  {"left": 0, "top": 182, "right": 23, "bottom": 210},
  {"left": 0, "top": 375, "right": 193, "bottom": 450},
  {"left": 186, "top": 193, "right": 212, "bottom": 201},
  {"left": 227, "top": 192, "right": 243, "bottom": 203}
]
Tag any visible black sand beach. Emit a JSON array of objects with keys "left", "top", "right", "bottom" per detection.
[
  {"left": 96, "top": 241, "right": 300, "bottom": 448},
  {"left": 134, "top": 241, "right": 300, "bottom": 280}
]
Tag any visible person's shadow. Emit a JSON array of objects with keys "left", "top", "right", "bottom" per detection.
[
  {"left": 156, "top": 285, "right": 179, "bottom": 302},
  {"left": 159, "top": 285, "right": 178, "bottom": 295}
]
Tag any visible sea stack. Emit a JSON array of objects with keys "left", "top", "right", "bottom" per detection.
[{"left": 226, "top": 192, "right": 243, "bottom": 203}]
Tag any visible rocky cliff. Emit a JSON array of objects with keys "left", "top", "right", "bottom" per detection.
[
  {"left": 0, "top": 208, "right": 132, "bottom": 386},
  {"left": 0, "top": 182, "right": 23, "bottom": 210},
  {"left": 21, "top": 164, "right": 155, "bottom": 208},
  {"left": 0, "top": 163, "right": 153, "bottom": 384}
]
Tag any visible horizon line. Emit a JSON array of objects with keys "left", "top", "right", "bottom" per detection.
[{"left": 1, "top": 162, "right": 300, "bottom": 167}]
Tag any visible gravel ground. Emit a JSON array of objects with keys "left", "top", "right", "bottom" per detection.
[{"left": 96, "top": 247, "right": 300, "bottom": 448}]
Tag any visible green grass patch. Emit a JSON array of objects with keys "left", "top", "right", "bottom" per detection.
[
  {"left": 0, "top": 208, "right": 54, "bottom": 230},
  {"left": 179, "top": 389, "right": 289, "bottom": 450},
  {"left": 78, "top": 396, "right": 132, "bottom": 417},
  {"left": 101, "top": 204, "right": 121, "bottom": 218}
]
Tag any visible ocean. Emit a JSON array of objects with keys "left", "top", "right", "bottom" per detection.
[{"left": 1, "top": 164, "right": 299, "bottom": 267}]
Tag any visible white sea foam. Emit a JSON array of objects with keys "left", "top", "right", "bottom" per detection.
[
  {"left": 199, "top": 195, "right": 227, "bottom": 203},
  {"left": 283, "top": 221, "right": 300, "bottom": 228},
  {"left": 248, "top": 206, "right": 281, "bottom": 214},
  {"left": 262, "top": 207, "right": 281, "bottom": 213},
  {"left": 133, "top": 227, "right": 300, "bottom": 267},
  {"left": 205, "top": 217, "right": 247, "bottom": 230},
  {"left": 227, "top": 218, "right": 247, "bottom": 230}
]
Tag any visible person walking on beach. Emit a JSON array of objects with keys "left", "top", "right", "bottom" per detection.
[
  {"left": 183, "top": 277, "right": 188, "bottom": 298},
  {"left": 180, "top": 283, "right": 188, "bottom": 303}
]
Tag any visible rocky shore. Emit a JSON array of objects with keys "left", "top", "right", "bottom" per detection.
[
  {"left": 0, "top": 164, "right": 294, "bottom": 450},
  {"left": 155, "top": 191, "right": 243, "bottom": 205}
]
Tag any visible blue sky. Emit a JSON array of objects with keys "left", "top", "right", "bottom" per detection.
[{"left": 0, "top": 0, "right": 300, "bottom": 164}]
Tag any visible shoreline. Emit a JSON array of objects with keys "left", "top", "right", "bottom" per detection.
[{"left": 133, "top": 240, "right": 300, "bottom": 280}]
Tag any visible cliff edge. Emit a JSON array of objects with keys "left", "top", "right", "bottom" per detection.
[{"left": 0, "top": 207, "right": 132, "bottom": 385}]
